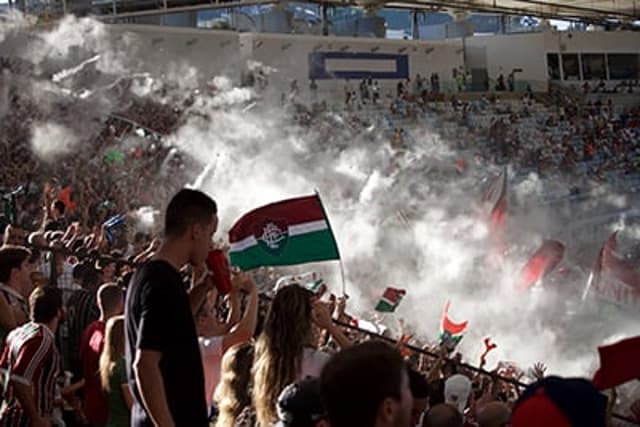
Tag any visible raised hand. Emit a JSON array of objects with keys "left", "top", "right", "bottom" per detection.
[
  {"left": 311, "top": 301, "right": 334, "bottom": 330},
  {"left": 532, "top": 362, "right": 547, "bottom": 380}
]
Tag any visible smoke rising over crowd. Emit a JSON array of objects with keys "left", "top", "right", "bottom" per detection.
[{"left": 1, "top": 12, "right": 638, "bottom": 386}]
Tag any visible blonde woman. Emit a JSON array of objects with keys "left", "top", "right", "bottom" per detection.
[
  {"left": 214, "top": 342, "right": 255, "bottom": 427},
  {"left": 99, "top": 315, "right": 133, "bottom": 427},
  {"left": 252, "top": 284, "right": 352, "bottom": 427}
]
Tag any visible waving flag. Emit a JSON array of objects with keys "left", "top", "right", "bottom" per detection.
[
  {"left": 375, "top": 287, "right": 406, "bottom": 313},
  {"left": 440, "top": 301, "right": 468, "bottom": 350},
  {"left": 592, "top": 335, "right": 640, "bottom": 390},
  {"left": 518, "top": 240, "right": 565, "bottom": 290},
  {"left": 584, "top": 231, "right": 640, "bottom": 308},
  {"left": 481, "top": 169, "right": 507, "bottom": 257},
  {"left": 229, "top": 195, "right": 340, "bottom": 271}
]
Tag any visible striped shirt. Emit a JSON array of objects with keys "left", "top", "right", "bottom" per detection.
[
  {"left": 64, "top": 289, "right": 99, "bottom": 375},
  {"left": 0, "top": 322, "right": 61, "bottom": 426}
]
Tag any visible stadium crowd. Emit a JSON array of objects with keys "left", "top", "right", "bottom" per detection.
[
  {"left": 325, "top": 75, "right": 640, "bottom": 185},
  {"left": 0, "top": 64, "right": 639, "bottom": 427},
  {"left": 1, "top": 186, "right": 640, "bottom": 427}
]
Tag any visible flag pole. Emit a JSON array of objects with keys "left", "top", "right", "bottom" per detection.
[{"left": 314, "top": 190, "right": 348, "bottom": 298}]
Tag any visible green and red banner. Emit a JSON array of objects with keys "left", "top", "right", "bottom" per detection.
[
  {"left": 374, "top": 287, "right": 406, "bottom": 313},
  {"left": 228, "top": 195, "right": 340, "bottom": 271}
]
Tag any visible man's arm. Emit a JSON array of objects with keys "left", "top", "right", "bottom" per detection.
[
  {"left": 188, "top": 274, "right": 214, "bottom": 315},
  {"left": 12, "top": 382, "right": 51, "bottom": 427},
  {"left": 133, "top": 349, "right": 175, "bottom": 427}
]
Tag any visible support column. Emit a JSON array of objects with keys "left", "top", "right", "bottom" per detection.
[
  {"left": 411, "top": 10, "right": 419, "bottom": 40},
  {"left": 322, "top": 3, "right": 329, "bottom": 36}
]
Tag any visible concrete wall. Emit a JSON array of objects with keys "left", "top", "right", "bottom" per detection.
[
  {"left": 241, "top": 32, "right": 463, "bottom": 97},
  {"left": 107, "top": 24, "right": 244, "bottom": 83},
  {"left": 465, "top": 32, "right": 547, "bottom": 91},
  {"left": 106, "top": 24, "right": 639, "bottom": 99},
  {"left": 463, "top": 30, "right": 640, "bottom": 91}
]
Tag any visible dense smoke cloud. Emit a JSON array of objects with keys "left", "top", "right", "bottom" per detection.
[
  {"left": 30, "top": 121, "right": 80, "bottom": 159},
  {"left": 1, "top": 13, "right": 638, "bottom": 380}
]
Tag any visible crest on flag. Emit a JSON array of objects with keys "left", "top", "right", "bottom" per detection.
[{"left": 254, "top": 218, "right": 289, "bottom": 254}]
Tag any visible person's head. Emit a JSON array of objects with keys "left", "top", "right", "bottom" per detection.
[
  {"left": 443, "top": 375, "right": 471, "bottom": 414},
  {"left": 320, "top": 341, "right": 412, "bottom": 427},
  {"left": 409, "top": 369, "right": 430, "bottom": 426},
  {"left": 476, "top": 402, "right": 510, "bottom": 427},
  {"left": 422, "top": 404, "right": 463, "bottom": 427},
  {"left": 0, "top": 246, "right": 32, "bottom": 295},
  {"left": 97, "top": 259, "right": 117, "bottom": 281},
  {"left": 72, "top": 263, "right": 87, "bottom": 285},
  {"left": 3, "top": 224, "right": 25, "bottom": 246},
  {"left": 99, "top": 315, "right": 125, "bottom": 393},
  {"left": 97, "top": 283, "right": 124, "bottom": 319},
  {"left": 51, "top": 200, "right": 66, "bottom": 219},
  {"left": 164, "top": 189, "right": 218, "bottom": 266},
  {"left": 80, "top": 265, "right": 102, "bottom": 293},
  {"left": 276, "top": 378, "right": 328, "bottom": 427},
  {"left": 214, "top": 342, "right": 255, "bottom": 427},
  {"left": 253, "top": 284, "right": 315, "bottom": 426},
  {"left": 29, "top": 286, "right": 63, "bottom": 326}
]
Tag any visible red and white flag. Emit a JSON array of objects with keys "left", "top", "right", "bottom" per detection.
[
  {"left": 583, "top": 231, "right": 640, "bottom": 308},
  {"left": 518, "top": 239, "right": 565, "bottom": 290},
  {"left": 481, "top": 169, "right": 507, "bottom": 258}
]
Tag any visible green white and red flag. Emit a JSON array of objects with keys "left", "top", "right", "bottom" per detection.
[{"left": 228, "top": 195, "right": 340, "bottom": 271}]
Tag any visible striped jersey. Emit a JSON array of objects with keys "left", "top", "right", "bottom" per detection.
[
  {"left": 64, "top": 289, "right": 99, "bottom": 375},
  {"left": 0, "top": 322, "right": 61, "bottom": 426}
]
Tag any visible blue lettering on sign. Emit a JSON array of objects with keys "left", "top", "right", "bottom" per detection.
[{"left": 308, "top": 51, "right": 409, "bottom": 80}]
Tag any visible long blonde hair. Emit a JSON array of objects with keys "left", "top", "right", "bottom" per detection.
[
  {"left": 214, "top": 342, "right": 254, "bottom": 427},
  {"left": 252, "top": 285, "right": 314, "bottom": 427},
  {"left": 99, "top": 315, "right": 125, "bottom": 392}
]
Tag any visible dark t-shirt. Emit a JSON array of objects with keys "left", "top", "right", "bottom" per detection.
[{"left": 125, "top": 260, "right": 208, "bottom": 427}]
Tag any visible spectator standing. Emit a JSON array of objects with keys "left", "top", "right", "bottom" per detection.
[
  {"left": 125, "top": 189, "right": 217, "bottom": 427},
  {"left": 213, "top": 343, "right": 255, "bottom": 427},
  {"left": 409, "top": 369, "right": 430, "bottom": 427},
  {"left": 508, "top": 72, "right": 515, "bottom": 92},
  {"left": 252, "top": 284, "right": 351, "bottom": 426},
  {"left": 80, "top": 283, "right": 125, "bottom": 427},
  {"left": 65, "top": 264, "right": 101, "bottom": 379},
  {"left": 0, "top": 246, "right": 33, "bottom": 336},
  {"left": 99, "top": 315, "right": 132, "bottom": 427},
  {"left": 0, "top": 286, "right": 64, "bottom": 427},
  {"left": 193, "top": 271, "right": 258, "bottom": 413}
]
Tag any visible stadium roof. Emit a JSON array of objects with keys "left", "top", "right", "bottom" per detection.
[
  {"left": 101, "top": 0, "right": 639, "bottom": 23},
  {"left": 371, "top": 0, "right": 639, "bottom": 21}
]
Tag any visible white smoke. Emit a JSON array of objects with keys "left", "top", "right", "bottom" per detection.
[
  {"left": 3, "top": 15, "right": 639, "bottom": 385},
  {"left": 30, "top": 121, "right": 80, "bottom": 160},
  {"left": 131, "top": 206, "right": 160, "bottom": 233}
]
